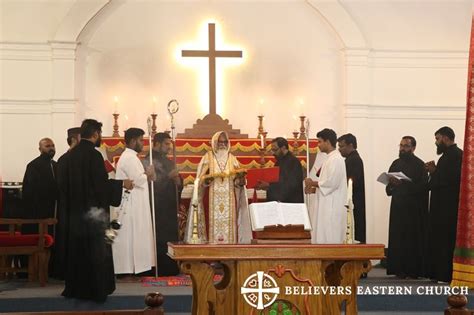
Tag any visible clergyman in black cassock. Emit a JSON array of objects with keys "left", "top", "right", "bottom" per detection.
[
  {"left": 61, "top": 120, "right": 130, "bottom": 302},
  {"left": 261, "top": 137, "right": 304, "bottom": 203},
  {"left": 426, "top": 127, "right": 463, "bottom": 283},
  {"left": 385, "top": 136, "right": 428, "bottom": 278},
  {"left": 143, "top": 132, "right": 182, "bottom": 276},
  {"left": 337, "top": 134, "right": 366, "bottom": 243},
  {"left": 21, "top": 138, "right": 58, "bottom": 234},
  {"left": 50, "top": 127, "right": 80, "bottom": 280}
]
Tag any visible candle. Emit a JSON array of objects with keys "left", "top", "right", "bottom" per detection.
[
  {"left": 298, "top": 98, "right": 305, "bottom": 116},
  {"left": 113, "top": 96, "right": 119, "bottom": 114},
  {"left": 347, "top": 178, "right": 353, "bottom": 203},
  {"left": 258, "top": 98, "right": 264, "bottom": 115},
  {"left": 152, "top": 96, "right": 157, "bottom": 114},
  {"left": 260, "top": 134, "right": 264, "bottom": 148}
]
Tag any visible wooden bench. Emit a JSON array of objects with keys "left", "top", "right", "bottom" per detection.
[{"left": 0, "top": 218, "right": 56, "bottom": 286}]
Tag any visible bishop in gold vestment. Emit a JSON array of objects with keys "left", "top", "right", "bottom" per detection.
[{"left": 185, "top": 131, "right": 251, "bottom": 244}]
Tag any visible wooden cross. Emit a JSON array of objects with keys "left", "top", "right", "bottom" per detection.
[{"left": 182, "top": 23, "right": 242, "bottom": 116}]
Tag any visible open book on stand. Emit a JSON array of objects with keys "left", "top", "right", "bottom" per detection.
[{"left": 249, "top": 201, "right": 312, "bottom": 231}]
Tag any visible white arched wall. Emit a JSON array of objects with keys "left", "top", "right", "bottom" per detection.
[{"left": 75, "top": 2, "right": 346, "bottom": 138}]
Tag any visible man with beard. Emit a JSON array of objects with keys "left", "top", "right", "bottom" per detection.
[
  {"left": 112, "top": 128, "right": 155, "bottom": 276},
  {"left": 21, "top": 137, "right": 58, "bottom": 234},
  {"left": 426, "top": 126, "right": 463, "bottom": 283},
  {"left": 305, "top": 129, "right": 347, "bottom": 244},
  {"left": 51, "top": 127, "right": 80, "bottom": 279},
  {"left": 61, "top": 119, "right": 134, "bottom": 302},
  {"left": 337, "top": 134, "right": 366, "bottom": 243},
  {"left": 142, "top": 132, "right": 182, "bottom": 276},
  {"left": 184, "top": 131, "right": 251, "bottom": 244},
  {"left": 257, "top": 137, "right": 304, "bottom": 203},
  {"left": 385, "top": 136, "right": 428, "bottom": 279}
]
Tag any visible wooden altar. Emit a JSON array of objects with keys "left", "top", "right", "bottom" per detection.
[{"left": 168, "top": 243, "right": 385, "bottom": 315}]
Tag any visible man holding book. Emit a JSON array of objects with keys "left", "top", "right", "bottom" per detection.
[
  {"left": 256, "top": 137, "right": 304, "bottom": 203},
  {"left": 385, "top": 136, "right": 428, "bottom": 279}
]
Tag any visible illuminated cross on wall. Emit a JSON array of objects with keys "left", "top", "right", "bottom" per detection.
[{"left": 182, "top": 23, "right": 242, "bottom": 116}]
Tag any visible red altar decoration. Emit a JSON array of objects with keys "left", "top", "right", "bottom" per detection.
[{"left": 101, "top": 137, "right": 319, "bottom": 186}]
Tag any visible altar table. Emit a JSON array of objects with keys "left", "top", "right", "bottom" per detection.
[{"left": 168, "top": 243, "right": 385, "bottom": 315}]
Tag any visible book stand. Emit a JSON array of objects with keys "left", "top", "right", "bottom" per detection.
[{"left": 251, "top": 224, "right": 311, "bottom": 244}]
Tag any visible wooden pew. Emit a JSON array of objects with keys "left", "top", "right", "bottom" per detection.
[{"left": 0, "top": 218, "right": 56, "bottom": 286}]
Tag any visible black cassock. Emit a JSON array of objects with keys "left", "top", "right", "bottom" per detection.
[
  {"left": 427, "top": 144, "right": 463, "bottom": 282},
  {"left": 385, "top": 154, "right": 428, "bottom": 278},
  {"left": 60, "top": 140, "right": 123, "bottom": 302},
  {"left": 50, "top": 150, "right": 71, "bottom": 279},
  {"left": 144, "top": 151, "right": 182, "bottom": 276},
  {"left": 345, "top": 150, "right": 366, "bottom": 243},
  {"left": 21, "top": 154, "right": 57, "bottom": 234},
  {"left": 267, "top": 152, "right": 304, "bottom": 203}
]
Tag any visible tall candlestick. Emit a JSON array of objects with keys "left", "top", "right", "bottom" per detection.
[
  {"left": 299, "top": 116, "right": 307, "bottom": 139},
  {"left": 112, "top": 113, "right": 120, "bottom": 137},
  {"left": 257, "top": 115, "right": 265, "bottom": 137}
]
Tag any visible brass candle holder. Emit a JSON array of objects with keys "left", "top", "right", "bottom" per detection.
[
  {"left": 112, "top": 113, "right": 120, "bottom": 137},
  {"left": 292, "top": 131, "right": 300, "bottom": 152},
  {"left": 257, "top": 115, "right": 265, "bottom": 137},
  {"left": 190, "top": 204, "right": 200, "bottom": 244},
  {"left": 299, "top": 116, "right": 306, "bottom": 139}
]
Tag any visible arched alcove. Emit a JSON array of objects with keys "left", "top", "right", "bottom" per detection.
[{"left": 60, "top": 1, "right": 366, "bottom": 137}]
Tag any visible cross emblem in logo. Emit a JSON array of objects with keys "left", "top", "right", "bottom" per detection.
[{"left": 241, "top": 271, "right": 280, "bottom": 309}]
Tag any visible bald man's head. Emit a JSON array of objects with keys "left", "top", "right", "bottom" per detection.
[{"left": 39, "top": 138, "right": 55, "bottom": 158}]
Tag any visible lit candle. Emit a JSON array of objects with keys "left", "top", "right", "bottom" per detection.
[
  {"left": 258, "top": 98, "right": 264, "bottom": 115},
  {"left": 114, "top": 96, "right": 119, "bottom": 114},
  {"left": 298, "top": 98, "right": 305, "bottom": 116},
  {"left": 347, "top": 178, "right": 353, "bottom": 203},
  {"left": 260, "top": 134, "right": 265, "bottom": 148},
  {"left": 152, "top": 96, "right": 157, "bottom": 114}
]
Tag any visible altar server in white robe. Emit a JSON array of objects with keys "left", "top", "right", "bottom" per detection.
[
  {"left": 112, "top": 128, "right": 155, "bottom": 274},
  {"left": 305, "top": 128, "right": 347, "bottom": 244},
  {"left": 304, "top": 151, "right": 327, "bottom": 243}
]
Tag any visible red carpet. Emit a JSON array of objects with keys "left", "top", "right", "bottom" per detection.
[{"left": 141, "top": 274, "right": 223, "bottom": 286}]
